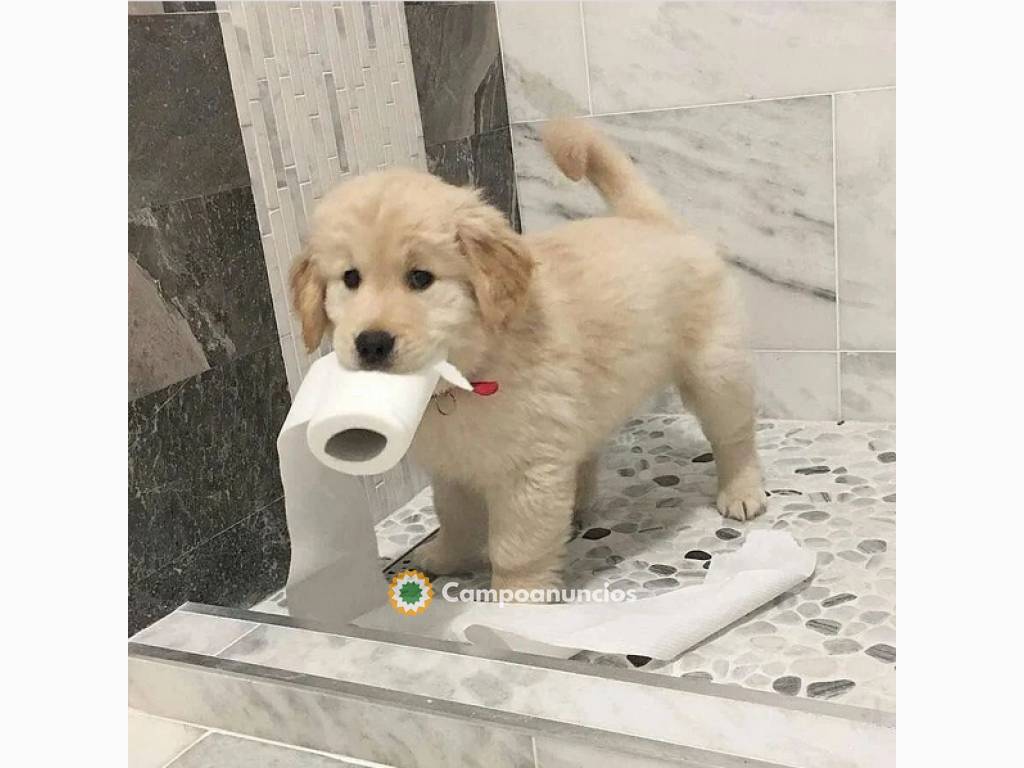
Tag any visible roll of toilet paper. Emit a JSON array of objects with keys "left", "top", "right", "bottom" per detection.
[
  {"left": 279, "top": 353, "right": 464, "bottom": 628},
  {"left": 305, "top": 357, "right": 441, "bottom": 476}
]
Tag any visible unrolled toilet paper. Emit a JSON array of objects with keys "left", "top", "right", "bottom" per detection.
[{"left": 354, "top": 529, "right": 816, "bottom": 660}]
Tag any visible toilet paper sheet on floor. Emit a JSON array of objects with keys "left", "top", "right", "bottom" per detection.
[{"left": 356, "top": 530, "right": 816, "bottom": 660}]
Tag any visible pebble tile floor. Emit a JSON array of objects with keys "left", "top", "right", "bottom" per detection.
[{"left": 255, "top": 413, "right": 896, "bottom": 713}]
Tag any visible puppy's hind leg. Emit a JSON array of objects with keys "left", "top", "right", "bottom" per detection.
[
  {"left": 413, "top": 477, "right": 489, "bottom": 575},
  {"left": 574, "top": 454, "right": 599, "bottom": 521},
  {"left": 676, "top": 346, "right": 766, "bottom": 522}
]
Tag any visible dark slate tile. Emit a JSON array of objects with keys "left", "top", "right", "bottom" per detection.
[
  {"left": 129, "top": 186, "right": 277, "bottom": 400},
  {"left": 129, "top": 497, "right": 290, "bottom": 634},
  {"left": 426, "top": 128, "right": 521, "bottom": 231},
  {"left": 162, "top": 2, "right": 216, "bottom": 11},
  {"left": 405, "top": 2, "right": 508, "bottom": 144},
  {"left": 128, "top": 253, "right": 209, "bottom": 400},
  {"left": 128, "top": 13, "right": 248, "bottom": 209},
  {"left": 128, "top": 344, "right": 291, "bottom": 584}
]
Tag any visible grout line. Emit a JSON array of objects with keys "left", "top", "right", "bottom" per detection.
[
  {"left": 531, "top": 735, "right": 541, "bottom": 768},
  {"left": 157, "top": 729, "right": 211, "bottom": 768},
  {"left": 490, "top": 1, "right": 526, "bottom": 231},
  {"left": 831, "top": 93, "right": 843, "bottom": 420},
  {"left": 755, "top": 349, "right": 895, "bottom": 354},
  {"left": 132, "top": 493, "right": 284, "bottom": 585},
  {"left": 492, "top": 0, "right": 513, "bottom": 127},
  {"left": 509, "top": 85, "right": 896, "bottom": 126},
  {"left": 578, "top": 0, "right": 594, "bottom": 115},
  {"left": 212, "top": 622, "right": 262, "bottom": 657}
]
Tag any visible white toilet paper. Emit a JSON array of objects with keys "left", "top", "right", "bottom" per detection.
[{"left": 304, "top": 356, "right": 441, "bottom": 476}]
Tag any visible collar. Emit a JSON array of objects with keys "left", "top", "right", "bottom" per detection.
[
  {"left": 434, "top": 380, "right": 500, "bottom": 398},
  {"left": 431, "top": 379, "right": 499, "bottom": 415}
]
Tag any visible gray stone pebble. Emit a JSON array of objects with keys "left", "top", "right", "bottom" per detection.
[
  {"left": 858, "top": 539, "right": 887, "bottom": 554},
  {"left": 772, "top": 676, "right": 801, "bottom": 695},
  {"left": 865, "top": 643, "right": 896, "bottom": 662},
  {"left": 807, "top": 679, "right": 855, "bottom": 699},
  {"left": 806, "top": 619, "right": 841, "bottom": 635}
]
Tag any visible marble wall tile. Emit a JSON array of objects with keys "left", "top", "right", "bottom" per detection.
[
  {"left": 128, "top": 344, "right": 290, "bottom": 587},
  {"left": 128, "top": 187, "right": 278, "bottom": 400},
  {"left": 169, "top": 733, "right": 368, "bottom": 768},
  {"left": 128, "top": 711, "right": 206, "bottom": 768},
  {"left": 511, "top": 96, "right": 836, "bottom": 349},
  {"left": 837, "top": 89, "right": 896, "bottom": 350},
  {"left": 130, "top": 498, "right": 290, "bottom": 635},
  {"left": 841, "top": 352, "right": 896, "bottom": 422},
  {"left": 128, "top": 13, "right": 249, "bottom": 210},
  {"left": 129, "top": 654, "right": 537, "bottom": 768},
  {"left": 582, "top": 2, "right": 897, "bottom": 113},
  {"left": 644, "top": 353, "right": 839, "bottom": 421},
  {"left": 756, "top": 351, "right": 839, "bottom": 421},
  {"left": 426, "top": 128, "right": 521, "bottom": 231},
  {"left": 405, "top": 2, "right": 508, "bottom": 144},
  {"left": 496, "top": 1, "right": 590, "bottom": 122}
]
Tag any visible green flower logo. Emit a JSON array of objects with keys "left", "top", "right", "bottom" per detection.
[{"left": 389, "top": 569, "right": 434, "bottom": 615}]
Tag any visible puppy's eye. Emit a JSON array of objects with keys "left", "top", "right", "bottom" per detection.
[
  {"left": 342, "top": 269, "right": 361, "bottom": 290},
  {"left": 407, "top": 269, "right": 435, "bottom": 291}
]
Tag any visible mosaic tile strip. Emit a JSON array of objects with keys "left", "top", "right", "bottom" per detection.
[{"left": 216, "top": 1, "right": 427, "bottom": 393}]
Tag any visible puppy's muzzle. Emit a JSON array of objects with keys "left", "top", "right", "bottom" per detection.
[{"left": 355, "top": 329, "right": 395, "bottom": 369}]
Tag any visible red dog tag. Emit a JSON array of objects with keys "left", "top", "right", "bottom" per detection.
[{"left": 471, "top": 381, "right": 499, "bottom": 396}]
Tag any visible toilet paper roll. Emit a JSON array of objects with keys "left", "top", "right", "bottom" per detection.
[
  {"left": 279, "top": 352, "right": 467, "bottom": 628},
  {"left": 305, "top": 356, "right": 442, "bottom": 476}
]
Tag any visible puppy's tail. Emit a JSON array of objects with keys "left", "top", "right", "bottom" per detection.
[{"left": 541, "top": 119, "right": 678, "bottom": 228}]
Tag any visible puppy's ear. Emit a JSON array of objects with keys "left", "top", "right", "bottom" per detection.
[
  {"left": 456, "top": 204, "right": 534, "bottom": 329},
  {"left": 289, "top": 248, "right": 329, "bottom": 352}
]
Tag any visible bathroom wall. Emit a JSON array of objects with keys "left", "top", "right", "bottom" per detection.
[
  {"left": 404, "top": 1, "right": 520, "bottom": 230},
  {"left": 496, "top": 1, "right": 896, "bottom": 421},
  {"left": 128, "top": 2, "right": 291, "bottom": 634}
]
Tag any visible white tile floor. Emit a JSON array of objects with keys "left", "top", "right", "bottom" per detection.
[{"left": 128, "top": 710, "right": 376, "bottom": 768}]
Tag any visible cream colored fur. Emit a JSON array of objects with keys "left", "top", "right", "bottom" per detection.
[{"left": 291, "top": 119, "right": 765, "bottom": 592}]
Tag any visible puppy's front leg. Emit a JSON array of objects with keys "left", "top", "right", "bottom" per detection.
[
  {"left": 486, "top": 463, "right": 576, "bottom": 592},
  {"left": 414, "top": 477, "right": 489, "bottom": 575}
]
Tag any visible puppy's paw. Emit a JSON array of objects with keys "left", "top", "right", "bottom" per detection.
[
  {"left": 413, "top": 536, "right": 487, "bottom": 576},
  {"left": 716, "top": 481, "right": 767, "bottom": 522}
]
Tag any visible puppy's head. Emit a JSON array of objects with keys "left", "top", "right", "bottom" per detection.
[{"left": 290, "top": 169, "right": 532, "bottom": 373}]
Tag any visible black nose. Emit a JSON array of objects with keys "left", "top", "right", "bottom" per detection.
[{"left": 354, "top": 330, "right": 395, "bottom": 367}]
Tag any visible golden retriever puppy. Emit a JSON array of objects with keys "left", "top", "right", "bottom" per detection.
[{"left": 291, "top": 119, "right": 765, "bottom": 592}]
